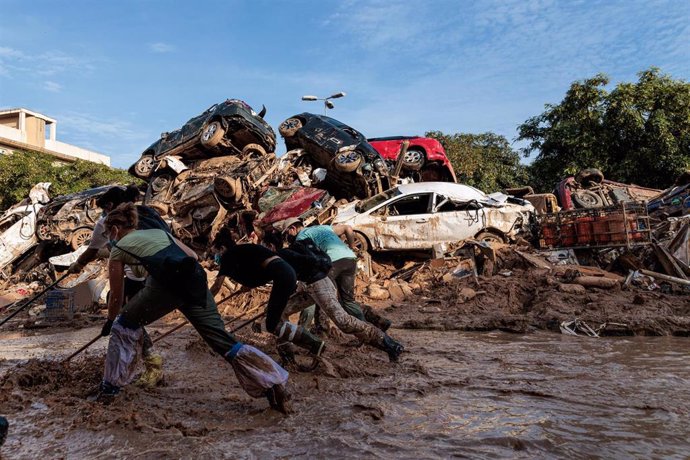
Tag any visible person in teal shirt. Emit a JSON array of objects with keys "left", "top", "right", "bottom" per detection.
[{"left": 280, "top": 218, "right": 392, "bottom": 333}]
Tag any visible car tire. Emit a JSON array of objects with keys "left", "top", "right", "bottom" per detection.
[
  {"left": 214, "top": 176, "right": 242, "bottom": 201},
  {"left": 334, "top": 151, "right": 363, "bottom": 173},
  {"left": 134, "top": 154, "right": 155, "bottom": 178},
  {"left": 70, "top": 227, "right": 93, "bottom": 251},
  {"left": 576, "top": 168, "right": 604, "bottom": 186},
  {"left": 242, "top": 143, "right": 267, "bottom": 157},
  {"left": 36, "top": 222, "right": 52, "bottom": 241},
  {"left": 572, "top": 190, "right": 604, "bottom": 208},
  {"left": 475, "top": 231, "right": 505, "bottom": 244},
  {"left": 150, "top": 173, "right": 173, "bottom": 193},
  {"left": 200, "top": 121, "right": 225, "bottom": 148},
  {"left": 353, "top": 232, "right": 369, "bottom": 253},
  {"left": 402, "top": 148, "right": 424, "bottom": 171},
  {"left": 279, "top": 118, "right": 303, "bottom": 138}
]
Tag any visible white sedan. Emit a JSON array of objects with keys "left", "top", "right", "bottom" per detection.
[{"left": 333, "top": 182, "right": 534, "bottom": 252}]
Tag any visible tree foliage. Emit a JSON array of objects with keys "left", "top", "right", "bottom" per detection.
[
  {"left": 0, "top": 150, "right": 138, "bottom": 211},
  {"left": 426, "top": 131, "right": 528, "bottom": 193},
  {"left": 518, "top": 68, "right": 690, "bottom": 192}
]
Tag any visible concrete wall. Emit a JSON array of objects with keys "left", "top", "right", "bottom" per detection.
[
  {"left": 44, "top": 139, "right": 111, "bottom": 165},
  {"left": 25, "top": 116, "right": 45, "bottom": 148}
]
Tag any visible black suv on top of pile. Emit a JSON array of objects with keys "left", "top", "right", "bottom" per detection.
[
  {"left": 129, "top": 99, "right": 276, "bottom": 179},
  {"left": 278, "top": 113, "right": 390, "bottom": 199}
]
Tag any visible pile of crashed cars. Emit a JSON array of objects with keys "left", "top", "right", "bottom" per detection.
[{"left": 2, "top": 98, "right": 689, "bottom": 298}]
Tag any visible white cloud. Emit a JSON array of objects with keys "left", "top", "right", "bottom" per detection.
[
  {"left": 0, "top": 45, "right": 96, "bottom": 78},
  {"left": 43, "top": 81, "right": 62, "bottom": 92},
  {"left": 148, "top": 42, "right": 175, "bottom": 53}
]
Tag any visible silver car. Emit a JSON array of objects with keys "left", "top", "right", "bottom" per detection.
[{"left": 333, "top": 182, "right": 534, "bottom": 252}]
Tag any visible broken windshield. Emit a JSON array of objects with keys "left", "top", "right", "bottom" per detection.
[{"left": 356, "top": 188, "right": 401, "bottom": 213}]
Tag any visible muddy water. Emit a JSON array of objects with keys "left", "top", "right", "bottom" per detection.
[{"left": 1, "top": 329, "right": 689, "bottom": 458}]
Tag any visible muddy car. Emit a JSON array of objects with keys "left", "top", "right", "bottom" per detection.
[
  {"left": 279, "top": 113, "right": 390, "bottom": 200},
  {"left": 368, "top": 136, "right": 457, "bottom": 183},
  {"left": 333, "top": 182, "right": 534, "bottom": 252},
  {"left": 35, "top": 186, "right": 111, "bottom": 250},
  {"left": 130, "top": 99, "right": 276, "bottom": 179}
]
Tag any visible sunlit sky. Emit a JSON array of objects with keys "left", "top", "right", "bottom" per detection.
[{"left": 1, "top": 0, "right": 688, "bottom": 169}]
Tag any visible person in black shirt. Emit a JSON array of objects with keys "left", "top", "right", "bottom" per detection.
[{"left": 214, "top": 229, "right": 325, "bottom": 358}]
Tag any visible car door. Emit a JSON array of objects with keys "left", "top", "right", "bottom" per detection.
[
  {"left": 372, "top": 193, "right": 435, "bottom": 250},
  {"left": 431, "top": 193, "right": 486, "bottom": 242},
  {"left": 0, "top": 208, "right": 39, "bottom": 269}
]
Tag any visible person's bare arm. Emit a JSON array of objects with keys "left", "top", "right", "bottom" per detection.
[
  {"left": 172, "top": 236, "right": 199, "bottom": 260},
  {"left": 332, "top": 224, "right": 356, "bottom": 248},
  {"left": 107, "top": 260, "right": 125, "bottom": 321}
]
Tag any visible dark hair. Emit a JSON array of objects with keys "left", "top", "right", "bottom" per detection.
[
  {"left": 212, "top": 227, "right": 237, "bottom": 250},
  {"left": 96, "top": 185, "right": 140, "bottom": 209},
  {"left": 104, "top": 202, "right": 139, "bottom": 231}
]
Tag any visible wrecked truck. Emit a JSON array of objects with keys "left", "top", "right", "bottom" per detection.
[
  {"left": 129, "top": 99, "right": 276, "bottom": 179},
  {"left": 333, "top": 182, "right": 534, "bottom": 252}
]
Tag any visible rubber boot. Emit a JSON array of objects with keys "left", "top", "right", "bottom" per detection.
[
  {"left": 134, "top": 354, "right": 164, "bottom": 388},
  {"left": 0, "top": 416, "right": 8, "bottom": 447},
  {"left": 292, "top": 327, "right": 326, "bottom": 357},
  {"left": 276, "top": 341, "right": 298, "bottom": 366},
  {"left": 379, "top": 335, "right": 404, "bottom": 362},
  {"left": 362, "top": 305, "right": 392, "bottom": 332}
]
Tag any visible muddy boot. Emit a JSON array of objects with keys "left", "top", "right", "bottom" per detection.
[
  {"left": 134, "top": 354, "right": 164, "bottom": 388},
  {"left": 362, "top": 305, "right": 392, "bottom": 332},
  {"left": 0, "top": 416, "right": 8, "bottom": 447},
  {"left": 276, "top": 341, "right": 298, "bottom": 366},
  {"left": 292, "top": 328, "right": 326, "bottom": 357},
  {"left": 379, "top": 335, "right": 404, "bottom": 362},
  {"left": 87, "top": 381, "right": 120, "bottom": 403},
  {"left": 265, "top": 383, "right": 292, "bottom": 414}
]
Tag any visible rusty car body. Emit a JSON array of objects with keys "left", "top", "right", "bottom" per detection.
[{"left": 333, "top": 182, "right": 534, "bottom": 252}]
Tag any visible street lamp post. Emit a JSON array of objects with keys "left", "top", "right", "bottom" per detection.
[{"left": 301, "top": 92, "right": 346, "bottom": 115}]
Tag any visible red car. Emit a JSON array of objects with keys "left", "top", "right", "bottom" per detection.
[{"left": 368, "top": 136, "right": 457, "bottom": 183}]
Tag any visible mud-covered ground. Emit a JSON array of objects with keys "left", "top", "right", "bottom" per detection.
[{"left": 1, "top": 263, "right": 689, "bottom": 458}]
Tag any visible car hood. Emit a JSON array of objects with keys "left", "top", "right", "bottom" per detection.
[{"left": 333, "top": 201, "right": 359, "bottom": 223}]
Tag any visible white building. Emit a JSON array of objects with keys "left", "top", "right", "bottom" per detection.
[{"left": 0, "top": 108, "right": 111, "bottom": 166}]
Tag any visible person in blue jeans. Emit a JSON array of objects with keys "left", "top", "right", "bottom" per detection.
[{"left": 279, "top": 218, "right": 392, "bottom": 333}]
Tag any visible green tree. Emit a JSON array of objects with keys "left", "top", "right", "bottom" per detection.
[
  {"left": 518, "top": 68, "right": 690, "bottom": 192},
  {"left": 426, "top": 131, "right": 528, "bottom": 193},
  {"left": 0, "top": 150, "right": 138, "bottom": 211}
]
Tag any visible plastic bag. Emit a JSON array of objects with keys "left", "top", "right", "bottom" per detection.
[{"left": 228, "top": 344, "right": 288, "bottom": 398}]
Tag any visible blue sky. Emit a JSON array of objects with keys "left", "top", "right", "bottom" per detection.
[{"left": 0, "top": 0, "right": 688, "bottom": 169}]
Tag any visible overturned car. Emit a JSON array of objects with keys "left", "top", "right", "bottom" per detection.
[
  {"left": 279, "top": 113, "right": 391, "bottom": 200},
  {"left": 333, "top": 182, "right": 534, "bottom": 252},
  {"left": 130, "top": 99, "right": 276, "bottom": 179}
]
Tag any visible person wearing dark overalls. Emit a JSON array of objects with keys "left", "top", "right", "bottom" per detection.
[
  {"left": 212, "top": 228, "right": 325, "bottom": 361},
  {"left": 96, "top": 203, "right": 291, "bottom": 413},
  {"left": 68, "top": 185, "right": 167, "bottom": 388}
]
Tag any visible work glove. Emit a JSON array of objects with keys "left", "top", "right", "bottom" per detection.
[
  {"left": 101, "top": 319, "right": 114, "bottom": 337},
  {"left": 67, "top": 261, "right": 84, "bottom": 274}
]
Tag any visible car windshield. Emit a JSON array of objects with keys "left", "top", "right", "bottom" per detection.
[{"left": 356, "top": 188, "right": 402, "bottom": 213}]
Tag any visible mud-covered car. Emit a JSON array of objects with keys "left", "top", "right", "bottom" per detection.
[
  {"left": 130, "top": 99, "right": 276, "bottom": 179},
  {"left": 279, "top": 113, "right": 390, "bottom": 200},
  {"left": 368, "top": 136, "right": 457, "bottom": 183},
  {"left": 333, "top": 182, "right": 534, "bottom": 252},
  {"left": 35, "top": 186, "right": 111, "bottom": 250}
]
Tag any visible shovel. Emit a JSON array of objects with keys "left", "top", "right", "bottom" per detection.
[{"left": 0, "top": 273, "right": 69, "bottom": 328}]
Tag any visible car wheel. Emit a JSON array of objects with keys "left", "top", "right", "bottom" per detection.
[
  {"left": 475, "top": 231, "right": 505, "bottom": 244},
  {"left": 36, "top": 222, "right": 52, "bottom": 241},
  {"left": 214, "top": 176, "right": 242, "bottom": 201},
  {"left": 402, "top": 148, "right": 424, "bottom": 171},
  {"left": 334, "top": 150, "right": 363, "bottom": 172},
  {"left": 572, "top": 190, "right": 604, "bottom": 208},
  {"left": 279, "top": 118, "right": 303, "bottom": 138},
  {"left": 200, "top": 121, "right": 225, "bottom": 148},
  {"left": 242, "top": 143, "right": 267, "bottom": 157},
  {"left": 70, "top": 227, "right": 93, "bottom": 251},
  {"left": 576, "top": 168, "right": 604, "bottom": 186},
  {"left": 134, "top": 154, "right": 155, "bottom": 177},
  {"left": 352, "top": 232, "right": 369, "bottom": 253},
  {"left": 151, "top": 173, "right": 173, "bottom": 193}
]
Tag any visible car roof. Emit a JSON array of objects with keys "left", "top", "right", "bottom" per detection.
[
  {"left": 396, "top": 182, "right": 487, "bottom": 200},
  {"left": 367, "top": 136, "right": 420, "bottom": 142}
]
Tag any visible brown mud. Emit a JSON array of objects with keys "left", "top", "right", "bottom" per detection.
[{"left": 0, "top": 275, "right": 689, "bottom": 458}]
